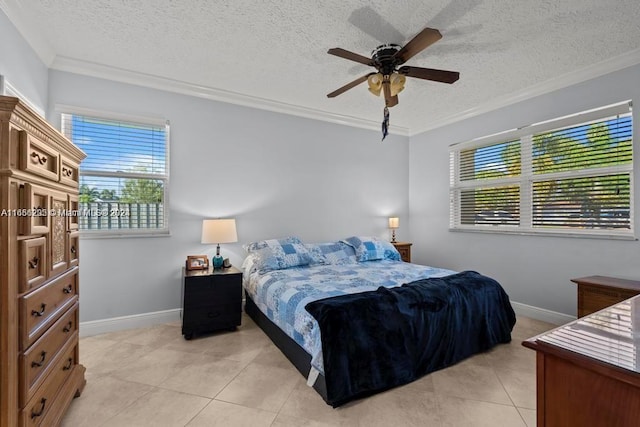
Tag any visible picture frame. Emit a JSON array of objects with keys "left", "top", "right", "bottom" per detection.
[{"left": 186, "top": 255, "right": 209, "bottom": 271}]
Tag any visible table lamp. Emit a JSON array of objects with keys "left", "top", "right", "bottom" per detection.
[
  {"left": 201, "top": 218, "right": 238, "bottom": 268},
  {"left": 388, "top": 217, "right": 399, "bottom": 243}
]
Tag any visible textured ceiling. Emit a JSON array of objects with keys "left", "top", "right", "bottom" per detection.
[{"left": 4, "top": 0, "right": 640, "bottom": 134}]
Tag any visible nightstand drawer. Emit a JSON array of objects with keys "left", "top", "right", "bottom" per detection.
[
  {"left": 183, "top": 304, "right": 241, "bottom": 329},
  {"left": 183, "top": 278, "right": 241, "bottom": 307}
]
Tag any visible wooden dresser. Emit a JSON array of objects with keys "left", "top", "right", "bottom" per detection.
[
  {"left": 572, "top": 275, "right": 640, "bottom": 318},
  {"left": 0, "top": 96, "right": 86, "bottom": 426},
  {"left": 523, "top": 296, "right": 640, "bottom": 426}
]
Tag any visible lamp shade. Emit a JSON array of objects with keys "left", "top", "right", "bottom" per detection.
[
  {"left": 201, "top": 219, "right": 238, "bottom": 244},
  {"left": 388, "top": 217, "right": 399, "bottom": 229}
]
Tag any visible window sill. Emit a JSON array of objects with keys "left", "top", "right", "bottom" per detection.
[
  {"left": 79, "top": 230, "right": 171, "bottom": 239},
  {"left": 449, "top": 227, "right": 637, "bottom": 241}
]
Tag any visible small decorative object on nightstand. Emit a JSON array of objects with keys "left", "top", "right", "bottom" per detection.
[
  {"left": 181, "top": 266, "right": 243, "bottom": 340},
  {"left": 392, "top": 242, "right": 412, "bottom": 263}
]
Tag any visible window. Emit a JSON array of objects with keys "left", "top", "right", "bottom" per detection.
[
  {"left": 61, "top": 109, "right": 169, "bottom": 236},
  {"left": 450, "top": 101, "right": 633, "bottom": 238}
]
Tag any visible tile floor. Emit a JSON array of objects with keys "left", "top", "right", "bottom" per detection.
[{"left": 61, "top": 313, "right": 555, "bottom": 427}]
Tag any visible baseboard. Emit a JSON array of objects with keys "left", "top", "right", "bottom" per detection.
[
  {"left": 78, "top": 301, "right": 573, "bottom": 338},
  {"left": 511, "top": 301, "right": 575, "bottom": 325},
  {"left": 79, "top": 308, "right": 181, "bottom": 337}
]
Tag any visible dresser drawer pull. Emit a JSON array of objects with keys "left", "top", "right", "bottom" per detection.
[
  {"left": 63, "top": 357, "right": 73, "bottom": 371},
  {"left": 31, "top": 152, "right": 47, "bottom": 165},
  {"left": 31, "top": 351, "right": 47, "bottom": 368},
  {"left": 30, "top": 398, "right": 46, "bottom": 419},
  {"left": 62, "top": 285, "right": 73, "bottom": 294},
  {"left": 31, "top": 303, "right": 46, "bottom": 317},
  {"left": 62, "top": 167, "right": 73, "bottom": 177},
  {"left": 28, "top": 256, "right": 40, "bottom": 269},
  {"left": 70, "top": 245, "right": 77, "bottom": 254},
  {"left": 63, "top": 321, "right": 73, "bottom": 333}
]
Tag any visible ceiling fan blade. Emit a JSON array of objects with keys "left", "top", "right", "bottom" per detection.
[
  {"left": 399, "top": 66, "right": 459, "bottom": 84},
  {"left": 327, "top": 48, "right": 373, "bottom": 66},
  {"left": 382, "top": 82, "right": 398, "bottom": 107},
  {"left": 327, "top": 74, "right": 372, "bottom": 98},
  {"left": 393, "top": 27, "right": 442, "bottom": 65}
]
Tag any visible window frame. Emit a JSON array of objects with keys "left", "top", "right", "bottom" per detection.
[
  {"left": 59, "top": 105, "right": 170, "bottom": 238},
  {"left": 449, "top": 101, "right": 634, "bottom": 240}
]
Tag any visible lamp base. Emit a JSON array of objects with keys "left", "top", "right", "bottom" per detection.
[
  {"left": 391, "top": 229, "right": 397, "bottom": 243},
  {"left": 212, "top": 255, "right": 224, "bottom": 269}
]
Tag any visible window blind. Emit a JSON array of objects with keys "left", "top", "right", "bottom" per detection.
[
  {"left": 61, "top": 112, "right": 169, "bottom": 235},
  {"left": 450, "top": 101, "right": 633, "bottom": 238}
]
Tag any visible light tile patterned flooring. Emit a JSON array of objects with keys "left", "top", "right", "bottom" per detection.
[{"left": 61, "top": 313, "right": 554, "bottom": 427}]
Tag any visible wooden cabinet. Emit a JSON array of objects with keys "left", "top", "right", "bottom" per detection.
[
  {"left": 1, "top": 96, "right": 86, "bottom": 426},
  {"left": 523, "top": 296, "right": 640, "bottom": 426},
  {"left": 392, "top": 242, "right": 412, "bottom": 263},
  {"left": 181, "top": 266, "right": 243, "bottom": 340},
  {"left": 572, "top": 275, "right": 640, "bottom": 317}
]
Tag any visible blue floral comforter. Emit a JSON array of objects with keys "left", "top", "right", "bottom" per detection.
[{"left": 244, "top": 260, "right": 456, "bottom": 373}]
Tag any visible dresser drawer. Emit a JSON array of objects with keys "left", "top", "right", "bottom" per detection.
[
  {"left": 59, "top": 156, "right": 79, "bottom": 187},
  {"left": 19, "top": 130, "right": 60, "bottom": 182},
  {"left": 19, "top": 268, "right": 78, "bottom": 350},
  {"left": 19, "top": 339, "right": 78, "bottom": 427},
  {"left": 19, "top": 303, "right": 78, "bottom": 407},
  {"left": 67, "top": 195, "right": 79, "bottom": 231},
  {"left": 68, "top": 231, "right": 79, "bottom": 268},
  {"left": 20, "top": 183, "right": 51, "bottom": 236},
  {"left": 19, "top": 237, "right": 48, "bottom": 293}
]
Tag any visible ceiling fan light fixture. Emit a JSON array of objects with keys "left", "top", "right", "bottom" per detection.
[
  {"left": 389, "top": 72, "right": 406, "bottom": 97},
  {"left": 367, "top": 73, "right": 383, "bottom": 96}
]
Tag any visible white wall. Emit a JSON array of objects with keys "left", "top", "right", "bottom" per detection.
[
  {"left": 409, "top": 64, "right": 640, "bottom": 317},
  {"left": 0, "top": 10, "right": 48, "bottom": 113},
  {"left": 47, "top": 70, "right": 410, "bottom": 322}
]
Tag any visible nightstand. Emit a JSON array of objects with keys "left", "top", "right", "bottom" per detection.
[
  {"left": 181, "top": 266, "right": 243, "bottom": 339},
  {"left": 572, "top": 275, "right": 640, "bottom": 317},
  {"left": 392, "top": 242, "right": 412, "bottom": 263}
]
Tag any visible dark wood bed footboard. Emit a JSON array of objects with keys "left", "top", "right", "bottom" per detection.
[{"left": 244, "top": 295, "right": 329, "bottom": 402}]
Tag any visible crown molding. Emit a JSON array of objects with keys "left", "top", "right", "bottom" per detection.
[
  {"left": 410, "top": 48, "right": 640, "bottom": 136},
  {"left": 50, "top": 56, "right": 410, "bottom": 137},
  {"left": 0, "top": 0, "right": 56, "bottom": 65}
]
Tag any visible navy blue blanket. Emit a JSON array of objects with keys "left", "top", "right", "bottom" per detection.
[{"left": 305, "top": 271, "right": 516, "bottom": 407}]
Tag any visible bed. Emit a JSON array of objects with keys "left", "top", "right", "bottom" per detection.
[{"left": 242, "top": 236, "right": 516, "bottom": 407}]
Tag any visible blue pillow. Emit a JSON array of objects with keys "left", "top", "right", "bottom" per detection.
[
  {"left": 304, "top": 243, "right": 327, "bottom": 265},
  {"left": 243, "top": 236, "right": 303, "bottom": 253},
  {"left": 317, "top": 242, "right": 357, "bottom": 264},
  {"left": 250, "top": 242, "right": 312, "bottom": 273},
  {"left": 342, "top": 236, "right": 394, "bottom": 262}
]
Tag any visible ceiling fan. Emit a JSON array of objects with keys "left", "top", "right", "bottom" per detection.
[{"left": 326, "top": 27, "right": 460, "bottom": 108}]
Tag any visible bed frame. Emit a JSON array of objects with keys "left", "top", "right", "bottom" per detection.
[{"left": 244, "top": 295, "right": 328, "bottom": 401}]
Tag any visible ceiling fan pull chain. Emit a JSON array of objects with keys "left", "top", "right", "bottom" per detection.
[{"left": 382, "top": 106, "right": 389, "bottom": 141}]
